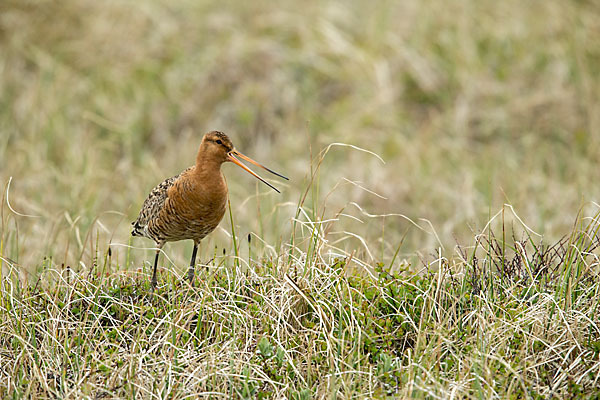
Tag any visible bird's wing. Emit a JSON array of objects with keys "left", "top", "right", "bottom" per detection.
[{"left": 131, "top": 167, "right": 192, "bottom": 238}]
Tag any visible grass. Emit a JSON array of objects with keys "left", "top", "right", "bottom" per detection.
[
  {"left": 1, "top": 198, "right": 600, "bottom": 398},
  {"left": 1, "top": 0, "right": 600, "bottom": 398}
]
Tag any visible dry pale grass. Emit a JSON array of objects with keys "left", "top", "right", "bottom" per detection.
[
  {"left": 1, "top": 0, "right": 600, "bottom": 398},
  {"left": 1, "top": 205, "right": 599, "bottom": 398}
]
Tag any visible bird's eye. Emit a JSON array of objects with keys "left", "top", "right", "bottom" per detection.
[{"left": 216, "top": 139, "right": 223, "bottom": 145}]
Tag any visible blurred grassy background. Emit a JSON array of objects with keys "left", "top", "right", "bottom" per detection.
[{"left": 1, "top": 0, "right": 599, "bottom": 275}]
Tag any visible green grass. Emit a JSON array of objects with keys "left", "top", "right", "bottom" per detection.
[{"left": 1, "top": 0, "right": 600, "bottom": 398}]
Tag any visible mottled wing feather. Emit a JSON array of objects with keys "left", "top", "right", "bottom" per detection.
[{"left": 131, "top": 167, "right": 193, "bottom": 240}]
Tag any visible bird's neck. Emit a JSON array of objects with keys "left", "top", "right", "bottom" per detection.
[{"left": 194, "top": 153, "right": 224, "bottom": 183}]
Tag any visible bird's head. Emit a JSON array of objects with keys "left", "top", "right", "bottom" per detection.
[
  {"left": 200, "top": 131, "right": 234, "bottom": 163},
  {"left": 199, "top": 131, "right": 288, "bottom": 192}
]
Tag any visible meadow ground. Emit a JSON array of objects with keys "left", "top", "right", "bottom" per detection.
[{"left": 1, "top": 0, "right": 600, "bottom": 398}]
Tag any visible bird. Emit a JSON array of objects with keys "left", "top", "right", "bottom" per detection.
[{"left": 131, "top": 131, "right": 287, "bottom": 288}]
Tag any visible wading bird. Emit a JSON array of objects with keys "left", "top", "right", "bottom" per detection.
[{"left": 131, "top": 131, "right": 287, "bottom": 288}]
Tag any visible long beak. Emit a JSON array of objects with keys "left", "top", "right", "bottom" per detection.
[
  {"left": 233, "top": 151, "right": 289, "bottom": 181},
  {"left": 227, "top": 150, "right": 287, "bottom": 193}
]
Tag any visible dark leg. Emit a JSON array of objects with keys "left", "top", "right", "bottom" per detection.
[
  {"left": 187, "top": 242, "right": 199, "bottom": 285},
  {"left": 151, "top": 242, "right": 164, "bottom": 290},
  {"left": 151, "top": 249, "right": 160, "bottom": 289}
]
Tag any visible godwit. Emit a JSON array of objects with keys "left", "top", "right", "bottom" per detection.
[{"left": 131, "top": 131, "right": 287, "bottom": 288}]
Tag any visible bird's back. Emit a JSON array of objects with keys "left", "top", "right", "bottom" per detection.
[{"left": 131, "top": 167, "right": 190, "bottom": 242}]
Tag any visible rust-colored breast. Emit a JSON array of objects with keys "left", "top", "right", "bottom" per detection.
[
  {"left": 132, "top": 166, "right": 228, "bottom": 244},
  {"left": 162, "top": 168, "right": 228, "bottom": 242}
]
